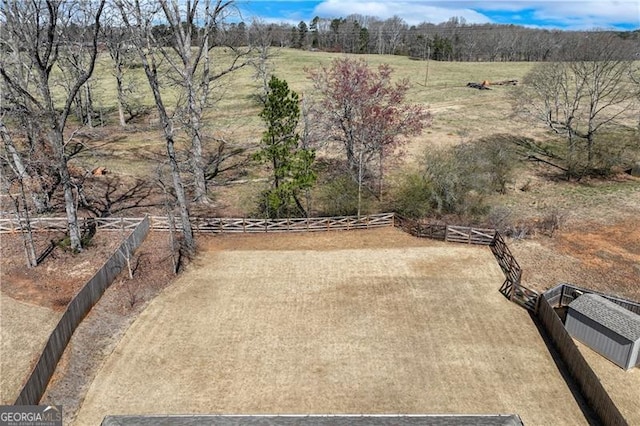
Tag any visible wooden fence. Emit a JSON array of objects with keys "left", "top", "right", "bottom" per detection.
[
  {"left": 4, "top": 213, "right": 539, "bottom": 313},
  {"left": 545, "top": 283, "right": 640, "bottom": 315},
  {"left": 0, "top": 217, "right": 144, "bottom": 233},
  {"left": 394, "top": 215, "right": 447, "bottom": 240},
  {"left": 490, "top": 233, "right": 540, "bottom": 312},
  {"left": 538, "top": 291, "right": 628, "bottom": 426},
  {"left": 445, "top": 225, "right": 495, "bottom": 245},
  {"left": 151, "top": 213, "right": 396, "bottom": 233},
  {"left": 14, "top": 217, "right": 150, "bottom": 405},
  {"left": 393, "top": 216, "right": 495, "bottom": 244},
  {"left": 0, "top": 214, "right": 395, "bottom": 234}
]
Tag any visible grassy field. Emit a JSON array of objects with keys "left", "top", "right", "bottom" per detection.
[
  {"left": 74, "top": 228, "right": 590, "bottom": 426},
  {"left": 78, "top": 49, "right": 537, "bottom": 176}
]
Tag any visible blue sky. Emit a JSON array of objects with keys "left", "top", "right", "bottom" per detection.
[{"left": 237, "top": 1, "right": 640, "bottom": 30}]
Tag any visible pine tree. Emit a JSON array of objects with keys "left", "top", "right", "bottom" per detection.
[{"left": 255, "top": 76, "right": 316, "bottom": 218}]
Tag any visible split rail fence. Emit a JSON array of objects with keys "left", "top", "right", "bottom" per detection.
[
  {"left": 150, "top": 213, "right": 395, "bottom": 233},
  {"left": 2, "top": 213, "right": 539, "bottom": 313},
  {"left": 2, "top": 213, "right": 540, "bottom": 312}
]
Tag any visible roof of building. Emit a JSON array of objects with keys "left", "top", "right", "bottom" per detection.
[
  {"left": 101, "top": 415, "right": 524, "bottom": 426},
  {"left": 568, "top": 293, "right": 640, "bottom": 342}
]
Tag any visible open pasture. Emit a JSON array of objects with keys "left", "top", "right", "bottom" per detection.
[
  {"left": 81, "top": 49, "right": 537, "bottom": 177},
  {"left": 75, "top": 228, "right": 589, "bottom": 426}
]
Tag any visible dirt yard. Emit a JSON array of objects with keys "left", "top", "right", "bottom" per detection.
[
  {"left": 510, "top": 217, "right": 640, "bottom": 301},
  {"left": 75, "top": 228, "right": 590, "bottom": 426}
]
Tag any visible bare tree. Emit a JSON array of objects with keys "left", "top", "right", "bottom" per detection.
[
  {"left": 248, "top": 18, "right": 276, "bottom": 100},
  {"left": 514, "top": 35, "right": 637, "bottom": 176},
  {"left": 154, "top": 0, "right": 252, "bottom": 205},
  {"left": 309, "top": 58, "right": 431, "bottom": 216},
  {"left": 1, "top": 0, "right": 106, "bottom": 251},
  {"left": 115, "top": 0, "right": 195, "bottom": 254},
  {"left": 0, "top": 119, "right": 37, "bottom": 267},
  {"left": 101, "top": 9, "right": 132, "bottom": 128}
]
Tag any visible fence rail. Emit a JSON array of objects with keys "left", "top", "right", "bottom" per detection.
[
  {"left": 394, "top": 216, "right": 447, "bottom": 240},
  {"left": 0, "top": 217, "right": 144, "bottom": 233},
  {"left": 445, "top": 225, "right": 496, "bottom": 245},
  {"left": 545, "top": 283, "right": 640, "bottom": 315},
  {"left": 0, "top": 214, "right": 396, "bottom": 234},
  {"left": 151, "top": 213, "right": 396, "bottom": 233},
  {"left": 490, "top": 233, "right": 539, "bottom": 312}
]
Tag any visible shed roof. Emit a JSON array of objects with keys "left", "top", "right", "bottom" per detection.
[{"left": 568, "top": 294, "right": 640, "bottom": 342}]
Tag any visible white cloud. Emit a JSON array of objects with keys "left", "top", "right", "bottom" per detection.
[
  {"left": 531, "top": 1, "right": 640, "bottom": 26},
  {"left": 310, "top": 0, "right": 640, "bottom": 29},
  {"left": 312, "top": 1, "right": 492, "bottom": 26}
]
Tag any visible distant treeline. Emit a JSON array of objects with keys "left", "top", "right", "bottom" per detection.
[{"left": 215, "top": 15, "right": 639, "bottom": 62}]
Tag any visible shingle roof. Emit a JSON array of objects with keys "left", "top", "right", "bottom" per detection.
[
  {"left": 101, "top": 415, "right": 524, "bottom": 426},
  {"left": 568, "top": 293, "right": 640, "bottom": 342}
]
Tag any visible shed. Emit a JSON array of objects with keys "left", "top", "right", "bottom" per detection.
[{"left": 566, "top": 293, "right": 640, "bottom": 370}]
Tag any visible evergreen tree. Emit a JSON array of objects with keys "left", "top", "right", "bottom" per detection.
[{"left": 255, "top": 76, "right": 316, "bottom": 218}]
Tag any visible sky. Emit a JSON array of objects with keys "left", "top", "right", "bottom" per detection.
[{"left": 236, "top": 0, "right": 640, "bottom": 31}]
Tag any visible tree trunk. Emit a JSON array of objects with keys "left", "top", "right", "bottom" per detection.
[
  {"left": 587, "top": 131, "right": 594, "bottom": 168},
  {"left": 147, "top": 74, "right": 195, "bottom": 254},
  {"left": 357, "top": 151, "right": 363, "bottom": 218},
  {"left": 167, "top": 133, "right": 195, "bottom": 254},
  {"left": 188, "top": 87, "right": 209, "bottom": 204},
  {"left": 50, "top": 128, "right": 83, "bottom": 251},
  {"left": 17, "top": 179, "right": 37, "bottom": 267},
  {"left": 2, "top": 120, "right": 52, "bottom": 213},
  {"left": 115, "top": 62, "right": 127, "bottom": 127},
  {"left": 85, "top": 83, "right": 93, "bottom": 128}
]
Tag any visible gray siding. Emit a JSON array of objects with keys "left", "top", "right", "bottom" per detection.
[{"left": 566, "top": 309, "right": 634, "bottom": 370}]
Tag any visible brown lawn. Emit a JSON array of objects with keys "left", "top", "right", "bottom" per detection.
[
  {"left": 0, "top": 292, "right": 59, "bottom": 403},
  {"left": 75, "top": 228, "right": 589, "bottom": 426}
]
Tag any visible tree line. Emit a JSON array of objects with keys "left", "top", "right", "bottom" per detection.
[{"left": 228, "top": 15, "right": 639, "bottom": 62}]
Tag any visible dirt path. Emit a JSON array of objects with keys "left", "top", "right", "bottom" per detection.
[{"left": 75, "top": 230, "right": 589, "bottom": 426}]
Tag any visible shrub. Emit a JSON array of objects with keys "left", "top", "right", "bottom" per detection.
[
  {"left": 389, "top": 172, "right": 434, "bottom": 219},
  {"left": 316, "top": 175, "right": 364, "bottom": 216}
]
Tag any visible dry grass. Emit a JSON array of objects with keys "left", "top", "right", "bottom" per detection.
[
  {"left": 77, "top": 49, "right": 538, "bottom": 180},
  {"left": 0, "top": 293, "right": 59, "bottom": 404},
  {"left": 75, "top": 228, "right": 589, "bottom": 426},
  {"left": 574, "top": 340, "right": 640, "bottom": 425}
]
